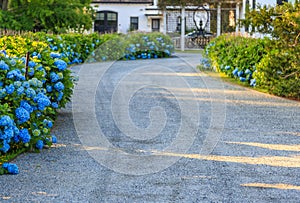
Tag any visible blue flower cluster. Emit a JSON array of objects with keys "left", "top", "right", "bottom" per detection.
[
  {"left": 0, "top": 51, "right": 66, "bottom": 174},
  {"left": 2, "top": 163, "right": 19, "bottom": 174},
  {"left": 121, "top": 36, "right": 173, "bottom": 61}
]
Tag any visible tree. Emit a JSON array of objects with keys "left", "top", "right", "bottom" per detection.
[{"left": 0, "top": 0, "right": 94, "bottom": 33}]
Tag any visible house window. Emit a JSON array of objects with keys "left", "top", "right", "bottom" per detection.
[
  {"left": 152, "top": 19, "right": 160, "bottom": 32},
  {"left": 277, "top": 0, "right": 288, "bottom": 5},
  {"left": 94, "top": 11, "right": 118, "bottom": 33},
  {"left": 130, "top": 17, "right": 139, "bottom": 31}
]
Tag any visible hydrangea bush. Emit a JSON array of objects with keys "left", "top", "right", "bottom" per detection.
[
  {"left": 0, "top": 32, "right": 175, "bottom": 174},
  {"left": 87, "top": 32, "right": 174, "bottom": 62},
  {"left": 0, "top": 33, "right": 104, "bottom": 175},
  {"left": 204, "top": 35, "right": 267, "bottom": 88},
  {"left": 204, "top": 2, "right": 300, "bottom": 99}
]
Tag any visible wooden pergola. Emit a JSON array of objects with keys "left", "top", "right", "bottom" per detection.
[{"left": 156, "top": 0, "right": 245, "bottom": 50}]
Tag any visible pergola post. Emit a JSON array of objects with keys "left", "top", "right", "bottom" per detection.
[
  {"left": 180, "top": 6, "right": 185, "bottom": 51},
  {"left": 163, "top": 9, "right": 167, "bottom": 34},
  {"left": 240, "top": 0, "right": 247, "bottom": 34},
  {"left": 235, "top": 3, "right": 240, "bottom": 33},
  {"left": 217, "top": 2, "right": 221, "bottom": 36}
]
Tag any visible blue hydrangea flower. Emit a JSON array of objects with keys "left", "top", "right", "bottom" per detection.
[
  {"left": 4, "top": 127, "right": 14, "bottom": 139},
  {"left": 54, "top": 82, "right": 64, "bottom": 92},
  {"left": 5, "top": 84, "right": 15, "bottom": 94},
  {"left": 50, "top": 72, "right": 60, "bottom": 83},
  {"left": 28, "top": 68, "right": 35, "bottom": 77},
  {"left": 25, "top": 88, "right": 36, "bottom": 98},
  {"left": 0, "top": 88, "right": 7, "bottom": 99},
  {"left": 0, "top": 115, "right": 13, "bottom": 127},
  {"left": 0, "top": 50, "right": 7, "bottom": 56},
  {"left": 0, "top": 141, "right": 10, "bottom": 153},
  {"left": 232, "top": 68, "right": 239, "bottom": 76},
  {"left": 47, "top": 120, "right": 53, "bottom": 128},
  {"left": 46, "top": 85, "right": 53, "bottom": 92},
  {"left": 20, "top": 100, "right": 34, "bottom": 113},
  {"left": 250, "top": 79, "right": 256, "bottom": 87},
  {"left": 15, "top": 107, "right": 30, "bottom": 123},
  {"left": 36, "top": 111, "right": 42, "bottom": 117},
  {"left": 57, "top": 91, "right": 64, "bottom": 101},
  {"left": 35, "top": 140, "right": 44, "bottom": 150},
  {"left": 0, "top": 60, "right": 9, "bottom": 70},
  {"left": 237, "top": 71, "right": 244, "bottom": 77},
  {"left": 50, "top": 52, "right": 61, "bottom": 59},
  {"left": 2, "top": 163, "right": 19, "bottom": 174},
  {"left": 51, "top": 102, "right": 58, "bottom": 108},
  {"left": 17, "top": 86, "right": 25, "bottom": 95},
  {"left": 0, "top": 81, "right": 3, "bottom": 87},
  {"left": 19, "top": 128, "right": 31, "bottom": 143},
  {"left": 22, "top": 81, "right": 30, "bottom": 88},
  {"left": 245, "top": 69, "right": 251, "bottom": 75},
  {"left": 34, "top": 93, "right": 51, "bottom": 111},
  {"left": 7, "top": 69, "right": 24, "bottom": 81},
  {"left": 52, "top": 135, "right": 57, "bottom": 143},
  {"left": 29, "top": 78, "right": 38, "bottom": 87},
  {"left": 10, "top": 59, "right": 16, "bottom": 66},
  {"left": 13, "top": 126, "right": 19, "bottom": 136},
  {"left": 14, "top": 81, "right": 22, "bottom": 88},
  {"left": 53, "top": 46, "right": 59, "bottom": 51},
  {"left": 240, "top": 77, "right": 246, "bottom": 82},
  {"left": 54, "top": 59, "right": 67, "bottom": 71},
  {"left": 28, "top": 61, "right": 36, "bottom": 68},
  {"left": 72, "top": 58, "right": 80, "bottom": 64}
]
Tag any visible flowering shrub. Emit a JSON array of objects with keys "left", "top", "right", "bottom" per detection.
[
  {"left": 204, "top": 3, "right": 300, "bottom": 99},
  {"left": 87, "top": 32, "right": 174, "bottom": 62},
  {"left": 0, "top": 32, "right": 106, "bottom": 175},
  {"left": 0, "top": 32, "right": 174, "bottom": 174},
  {"left": 204, "top": 35, "right": 267, "bottom": 88}
]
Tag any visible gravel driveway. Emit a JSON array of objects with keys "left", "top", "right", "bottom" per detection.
[{"left": 1, "top": 53, "right": 300, "bottom": 202}]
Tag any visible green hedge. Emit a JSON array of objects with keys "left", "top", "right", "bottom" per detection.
[
  {"left": 204, "top": 35, "right": 300, "bottom": 99},
  {"left": 204, "top": 2, "right": 300, "bottom": 99}
]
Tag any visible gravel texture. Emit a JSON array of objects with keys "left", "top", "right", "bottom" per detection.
[{"left": 1, "top": 53, "right": 300, "bottom": 202}]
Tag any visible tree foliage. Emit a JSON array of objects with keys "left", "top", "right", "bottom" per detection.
[
  {"left": 241, "top": 2, "right": 300, "bottom": 46},
  {"left": 0, "top": 0, "right": 94, "bottom": 33}
]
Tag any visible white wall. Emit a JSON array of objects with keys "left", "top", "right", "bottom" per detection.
[
  {"left": 256, "top": 0, "right": 276, "bottom": 6},
  {"left": 92, "top": 4, "right": 151, "bottom": 33}
]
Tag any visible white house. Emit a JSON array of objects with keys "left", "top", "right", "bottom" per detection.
[{"left": 91, "top": 0, "right": 296, "bottom": 35}]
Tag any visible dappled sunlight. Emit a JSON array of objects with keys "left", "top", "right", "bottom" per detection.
[
  {"left": 225, "top": 141, "right": 300, "bottom": 152},
  {"left": 169, "top": 87, "right": 246, "bottom": 95},
  {"left": 152, "top": 151, "right": 300, "bottom": 168},
  {"left": 1, "top": 196, "right": 11, "bottom": 200},
  {"left": 50, "top": 143, "right": 67, "bottom": 148},
  {"left": 276, "top": 131, "right": 300, "bottom": 137},
  {"left": 31, "top": 191, "right": 58, "bottom": 197},
  {"left": 241, "top": 183, "right": 300, "bottom": 190},
  {"left": 142, "top": 72, "right": 204, "bottom": 77},
  {"left": 161, "top": 96, "right": 299, "bottom": 107},
  {"left": 80, "top": 145, "right": 300, "bottom": 168}
]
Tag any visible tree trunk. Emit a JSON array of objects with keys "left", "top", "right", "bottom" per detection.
[{"left": 0, "top": 0, "right": 9, "bottom": 10}]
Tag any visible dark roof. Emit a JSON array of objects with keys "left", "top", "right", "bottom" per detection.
[{"left": 92, "top": 0, "right": 153, "bottom": 3}]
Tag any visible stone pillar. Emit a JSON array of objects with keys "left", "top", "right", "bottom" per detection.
[
  {"left": 163, "top": 10, "right": 167, "bottom": 34},
  {"left": 217, "top": 3, "right": 221, "bottom": 36},
  {"left": 180, "top": 7, "right": 185, "bottom": 51},
  {"left": 235, "top": 3, "right": 240, "bottom": 33}
]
